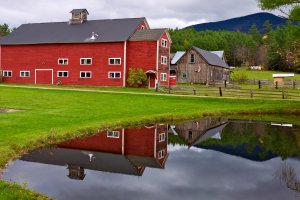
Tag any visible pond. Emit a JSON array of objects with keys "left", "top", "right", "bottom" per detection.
[{"left": 2, "top": 117, "right": 300, "bottom": 200}]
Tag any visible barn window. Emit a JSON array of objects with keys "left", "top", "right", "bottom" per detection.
[
  {"left": 141, "top": 25, "right": 145, "bottom": 30},
  {"left": 182, "top": 72, "right": 187, "bottom": 79},
  {"left": 80, "top": 58, "right": 92, "bottom": 65},
  {"left": 57, "top": 71, "right": 69, "bottom": 77},
  {"left": 190, "top": 54, "right": 195, "bottom": 63},
  {"left": 158, "top": 149, "right": 165, "bottom": 159},
  {"left": 3, "top": 70, "right": 12, "bottom": 77},
  {"left": 108, "top": 72, "right": 121, "bottom": 79},
  {"left": 109, "top": 58, "right": 121, "bottom": 65},
  {"left": 188, "top": 130, "right": 193, "bottom": 140},
  {"left": 161, "top": 39, "right": 168, "bottom": 47},
  {"left": 58, "top": 58, "right": 68, "bottom": 65},
  {"left": 160, "top": 73, "right": 167, "bottom": 81},
  {"left": 80, "top": 71, "right": 92, "bottom": 78},
  {"left": 20, "top": 71, "right": 30, "bottom": 77},
  {"left": 107, "top": 131, "right": 120, "bottom": 138},
  {"left": 161, "top": 56, "right": 167, "bottom": 65},
  {"left": 159, "top": 133, "right": 165, "bottom": 142}
]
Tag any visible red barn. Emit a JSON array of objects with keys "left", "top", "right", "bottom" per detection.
[{"left": 0, "top": 9, "right": 171, "bottom": 88}]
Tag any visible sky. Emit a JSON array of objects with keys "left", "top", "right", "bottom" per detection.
[{"left": 0, "top": 0, "right": 281, "bottom": 29}]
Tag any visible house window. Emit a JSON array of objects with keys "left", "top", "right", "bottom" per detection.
[
  {"left": 190, "top": 54, "right": 195, "bottom": 63},
  {"left": 160, "top": 73, "right": 167, "bottom": 81},
  {"left": 57, "top": 71, "right": 69, "bottom": 77},
  {"left": 159, "top": 133, "right": 165, "bottom": 142},
  {"left": 3, "top": 70, "right": 12, "bottom": 77},
  {"left": 108, "top": 72, "right": 121, "bottom": 79},
  {"left": 80, "top": 58, "right": 92, "bottom": 65},
  {"left": 109, "top": 58, "right": 121, "bottom": 65},
  {"left": 161, "top": 39, "right": 168, "bottom": 47},
  {"left": 58, "top": 58, "right": 68, "bottom": 65},
  {"left": 107, "top": 131, "right": 120, "bottom": 138},
  {"left": 182, "top": 72, "right": 187, "bottom": 79},
  {"left": 141, "top": 25, "right": 145, "bottom": 30},
  {"left": 188, "top": 130, "right": 193, "bottom": 140},
  {"left": 80, "top": 71, "right": 92, "bottom": 78},
  {"left": 20, "top": 71, "right": 30, "bottom": 77},
  {"left": 158, "top": 149, "right": 165, "bottom": 159},
  {"left": 161, "top": 56, "right": 167, "bottom": 65}
]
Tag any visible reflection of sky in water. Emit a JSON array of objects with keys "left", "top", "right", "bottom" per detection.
[{"left": 2, "top": 144, "right": 300, "bottom": 200}]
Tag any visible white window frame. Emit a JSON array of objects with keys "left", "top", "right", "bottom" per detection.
[
  {"left": 161, "top": 56, "right": 167, "bottom": 65},
  {"left": 107, "top": 131, "right": 120, "bottom": 138},
  {"left": 58, "top": 58, "right": 68, "bottom": 65},
  {"left": 108, "top": 71, "right": 121, "bottom": 79},
  {"left": 57, "top": 71, "right": 69, "bottom": 78},
  {"left": 158, "top": 149, "right": 165, "bottom": 159},
  {"left": 159, "top": 133, "right": 166, "bottom": 142},
  {"left": 3, "top": 70, "right": 12, "bottom": 77},
  {"left": 20, "top": 71, "right": 30, "bottom": 77},
  {"left": 80, "top": 58, "right": 92, "bottom": 65},
  {"left": 161, "top": 39, "right": 168, "bottom": 47},
  {"left": 108, "top": 58, "right": 122, "bottom": 65},
  {"left": 80, "top": 71, "right": 92, "bottom": 78},
  {"left": 160, "top": 73, "right": 167, "bottom": 81}
]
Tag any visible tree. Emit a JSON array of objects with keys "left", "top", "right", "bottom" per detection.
[
  {"left": 257, "top": 0, "right": 300, "bottom": 21},
  {"left": 249, "top": 24, "right": 262, "bottom": 44},
  {"left": 0, "top": 24, "right": 11, "bottom": 36}
]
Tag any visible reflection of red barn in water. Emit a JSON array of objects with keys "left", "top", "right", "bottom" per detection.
[{"left": 20, "top": 124, "right": 168, "bottom": 180}]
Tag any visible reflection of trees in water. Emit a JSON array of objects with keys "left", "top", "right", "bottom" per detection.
[{"left": 275, "top": 164, "right": 300, "bottom": 197}]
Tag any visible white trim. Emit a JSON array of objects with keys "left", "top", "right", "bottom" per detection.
[
  {"left": 57, "top": 71, "right": 69, "bottom": 77},
  {"left": 35, "top": 69, "right": 54, "bottom": 84},
  {"left": 58, "top": 58, "right": 68, "bottom": 65},
  {"left": 3, "top": 70, "right": 12, "bottom": 77},
  {"left": 154, "top": 127, "right": 157, "bottom": 158},
  {"left": 0, "top": 45, "right": 2, "bottom": 70},
  {"left": 20, "top": 71, "right": 30, "bottom": 77},
  {"left": 122, "top": 129, "right": 125, "bottom": 155},
  {"left": 107, "top": 131, "right": 120, "bottom": 138},
  {"left": 79, "top": 71, "right": 92, "bottom": 78},
  {"left": 108, "top": 58, "right": 122, "bottom": 65},
  {"left": 161, "top": 39, "right": 168, "bottom": 47},
  {"left": 156, "top": 40, "right": 159, "bottom": 86},
  {"left": 159, "top": 133, "right": 166, "bottom": 142},
  {"left": 80, "top": 58, "right": 92, "bottom": 65},
  {"left": 160, "top": 73, "right": 167, "bottom": 81},
  {"left": 273, "top": 74, "right": 295, "bottom": 78},
  {"left": 161, "top": 56, "right": 167, "bottom": 65},
  {"left": 158, "top": 149, "right": 165, "bottom": 159},
  {"left": 108, "top": 71, "right": 121, "bottom": 79},
  {"left": 123, "top": 41, "right": 127, "bottom": 87}
]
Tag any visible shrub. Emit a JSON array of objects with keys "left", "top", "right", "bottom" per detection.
[
  {"left": 231, "top": 71, "right": 248, "bottom": 84},
  {"left": 127, "top": 68, "right": 148, "bottom": 88}
]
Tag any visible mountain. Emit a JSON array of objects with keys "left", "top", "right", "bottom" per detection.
[{"left": 186, "top": 12, "right": 291, "bottom": 33}]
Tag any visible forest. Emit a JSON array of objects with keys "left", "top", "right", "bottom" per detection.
[{"left": 169, "top": 21, "right": 300, "bottom": 72}]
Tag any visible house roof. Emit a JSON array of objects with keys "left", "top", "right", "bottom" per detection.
[
  {"left": 129, "top": 28, "right": 167, "bottom": 41},
  {"left": 0, "top": 17, "right": 145, "bottom": 45},
  {"left": 193, "top": 47, "right": 229, "bottom": 69},
  {"left": 211, "top": 50, "right": 224, "bottom": 59},
  {"left": 171, "top": 51, "right": 185, "bottom": 65}
]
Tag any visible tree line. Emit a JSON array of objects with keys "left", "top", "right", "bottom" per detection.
[{"left": 169, "top": 21, "right": 300, "bottom": 72}]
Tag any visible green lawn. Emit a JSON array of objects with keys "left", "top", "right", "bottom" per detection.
[
  {"left": 232, "top": 67, "right": 300, "bottom": 80},
  {"left": 1, "top": 86, "right": 300, "bottom": 199}
]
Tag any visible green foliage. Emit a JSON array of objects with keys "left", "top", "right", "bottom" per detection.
[
  {"left": 127, "top": 68, "right": 149, "bottom": 88},
  {"left": 231, "top": 70, "right": 249, "bottom": 83},
  {"left": 0, "top": 23, "right": 12, "bottom": 36},
  {"left": 258, "top": 0, "right": 300, "bottom": 21}
]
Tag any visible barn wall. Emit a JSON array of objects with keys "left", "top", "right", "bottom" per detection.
[
  {"left": 1, "top": 42, "right": 126, "bottom": 86},
  {"left": 158, "top": 32, "right": 171, "bottom": 86}
]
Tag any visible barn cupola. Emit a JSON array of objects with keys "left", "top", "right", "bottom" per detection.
[{"left": 69, "top": 9, "right": 89, "bottom": 25}]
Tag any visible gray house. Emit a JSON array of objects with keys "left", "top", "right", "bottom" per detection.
[{"left": 171, "top": 47, "right": 230, "bottom": 84}]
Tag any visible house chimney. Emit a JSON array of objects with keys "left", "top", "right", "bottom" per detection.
[{"left": 69, "top": 9, "right": 89, "bottom": 25}]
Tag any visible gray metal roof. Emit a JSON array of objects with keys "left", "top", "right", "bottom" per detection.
[
  {"left": 193, "top": 47, "right": 229, "bottom": 69},
  {"left": 0, "top": 17, "right": 145, "bottom": 45},
  {"left": 129, "top": 28, "right": 167, "bottom": 41},
  {"left": 70, "top": 9, "right": 89, "bottom": 14},
  {"left": 171, "top": 51, "right": 185, "bottom": 65}
]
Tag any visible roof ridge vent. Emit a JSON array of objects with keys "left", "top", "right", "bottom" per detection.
[{"left": 90, "top": 32, "right": 99, "bottom": 40}]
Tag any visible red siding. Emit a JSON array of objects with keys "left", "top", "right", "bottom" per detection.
[
  {"left": 158, "top": 32, "right": 171, "bottom": 86},
  {"left": 1, "top": 43, "right": 125, "bottom": 86}
]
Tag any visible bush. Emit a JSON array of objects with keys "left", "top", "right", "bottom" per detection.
[
  {"left": 231, "top": 71, "right": 248, "bottom": 83},
  {"left": 127, "top": 68, "right": 148, "bottom": 88}
]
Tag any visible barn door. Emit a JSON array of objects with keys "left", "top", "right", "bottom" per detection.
[{"left": 35, "top": 69, "right": 53, "bottom": 85}]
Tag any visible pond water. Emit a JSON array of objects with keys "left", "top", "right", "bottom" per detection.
[{"left": 2, "top": 118, "right": 300, "bottom": 200}]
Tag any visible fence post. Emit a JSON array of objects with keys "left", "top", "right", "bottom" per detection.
[
  {"left": 156, "top": 83, "right": 158, "bottom": 92},
  {"left": 275, "top": 81, "right": 278, "bottom": 89},
  {"left": 293, "top": 80, "right": 296, "bottom": 89},
  {"left": 169, "top": 85, "right": 171, "bottom": 94},
  {"left": 282, "top": 91, "right": 285, "bottom": 99},
  {"left": 193, "top": 89, "right": 196, "bottom": 95},
  {"left": 250, "top": 89, "right": 253, "bottom": 98},
  {"left": 219, "top": 87, "right": 223, "bottom": 97},
  {"left": 258, "top": 80, "right": 261, "bottom": 89}
]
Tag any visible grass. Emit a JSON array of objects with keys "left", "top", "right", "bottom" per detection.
[
  {"left": 232, "top": 67, "right": 300, "bottom": 80},
  {"left": 1, "top": 85, "right": 300, "bottom": 199}
]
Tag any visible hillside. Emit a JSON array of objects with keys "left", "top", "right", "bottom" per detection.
[{"left": 186, "top": 12, "right": 290, "bottom": 33}]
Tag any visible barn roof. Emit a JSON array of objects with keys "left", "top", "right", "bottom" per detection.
[
  {"left": 0, "top": 17, "right": 145, "bottom": 45},
  {"left": 171, "top": 51, "right": 185, "bottom": 65},
  {"left": 129, "top": 28, "right": 167, "bottom": 41},
  {"left": 211, "top": 50, "right": 225, "bottom": 59},
  {"left": 192, "top": 47, "right": 229, "bottom": 69}
]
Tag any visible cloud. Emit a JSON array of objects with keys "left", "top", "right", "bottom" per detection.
[{"left": 0, "top": 0, "right": 279, "bottom": 29}]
